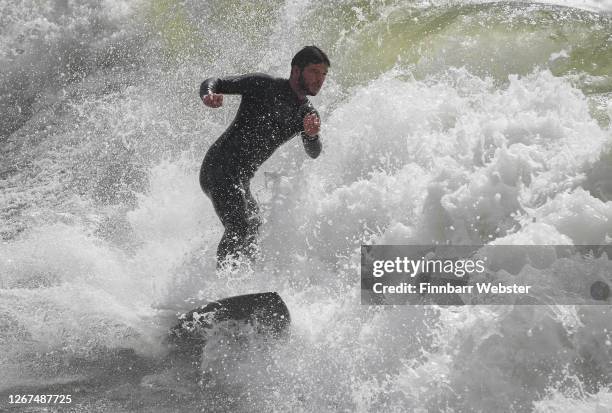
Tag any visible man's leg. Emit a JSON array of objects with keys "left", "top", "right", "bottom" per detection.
[
  {"left": 241, "top": 178, "right": 262, "bottom": 259},
  {"left": 204, "top": 177, "right": 261, "bottom": 266}
]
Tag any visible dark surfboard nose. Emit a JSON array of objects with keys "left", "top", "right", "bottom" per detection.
[{"left": 169, "top": 292, "right": 291, "bottom": 346}]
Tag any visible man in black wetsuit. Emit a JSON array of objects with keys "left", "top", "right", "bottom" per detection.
[{"left": 199, "top": 46, "right": 330, "bottom": 266}]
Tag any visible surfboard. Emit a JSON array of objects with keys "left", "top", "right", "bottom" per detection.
[{"left": 168, "top": 292, "right": 291, "bottom": 349}]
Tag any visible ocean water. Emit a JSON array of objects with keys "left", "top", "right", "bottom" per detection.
[{"left": 1, "top": 0, "right": 611, "bottom": 411}]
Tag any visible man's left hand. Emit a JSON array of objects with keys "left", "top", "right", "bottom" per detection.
[{"left": 303, "top": 113, "right": 320, "bottom": 137}]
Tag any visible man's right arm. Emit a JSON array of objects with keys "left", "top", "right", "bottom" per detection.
[{"left": 199, "top": 73, "right": 272, "bottom": 101}]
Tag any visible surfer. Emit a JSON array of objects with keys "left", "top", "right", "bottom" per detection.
[{"left": 199, "top": 46, "right": 330, "bottom": 267}]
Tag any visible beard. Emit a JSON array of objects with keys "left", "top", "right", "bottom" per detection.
[{"left": 298, "top": 71, "right": 316, "bottom": 96}]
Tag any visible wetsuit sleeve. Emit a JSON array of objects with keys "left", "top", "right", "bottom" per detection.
[
  {"left": 301, "top": 133, "right": 322, "bottom": 159},
  {"left": 299, "top": 104, "right": 322, "bottom": 159},
  {"left": 199, "top": 73, "right": 272, "bottom": 99}
]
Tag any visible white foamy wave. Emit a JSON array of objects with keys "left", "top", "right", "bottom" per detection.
[
  {"left": 537, "top": 0, "right": 612, "bottom": 13},
  {"left": 276, "top": 68, "right": 610, "bottom": 250},
  {"left": 1, "top": 0, "right": 611, "bottom": 409},
  {"left": 535, "top": 389, "right": 612, "bottom": 413},
  {"left": 429, "top": 0, "right": 612, "bottom": 13}
]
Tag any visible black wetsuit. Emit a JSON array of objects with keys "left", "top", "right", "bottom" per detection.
[{"left": 199, "top": 73, "right": 322, "bottom": 263}]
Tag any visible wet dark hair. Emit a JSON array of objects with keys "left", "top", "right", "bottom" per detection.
[{"left": 291, "top": 46, "right": 330, "bottom": 69}]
